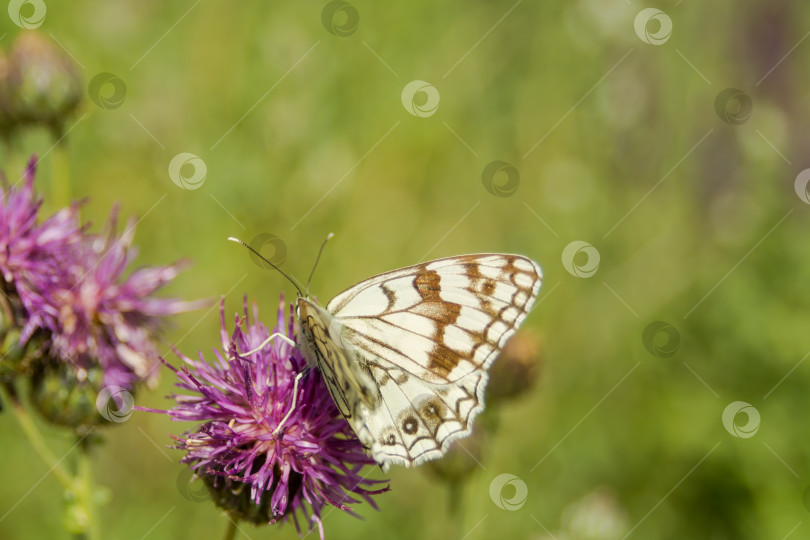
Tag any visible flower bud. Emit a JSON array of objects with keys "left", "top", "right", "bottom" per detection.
[
  {"left": 29, "top": 362, "right": 107, "bottom": 427},
  {"left": 425, "top": 425, "right": 486, "bottom": 487},
  {"left": 0, "top": 289, "right": 47, "bottom": 381},
  {"left": 6, "top": 31, "right": 83, "bottom": 131},
  {"left": 0, "top": 328, "right": 48, "bottom": 381},
  {"left": 487, "top": 330, "right": 543, "bottom": 405}
]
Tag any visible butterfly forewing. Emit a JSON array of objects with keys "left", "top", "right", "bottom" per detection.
[
  {"left": 328, "top": 255, "right": 542, "bottom": 383},
  {"left": 299, "top": 254, "right": 542, "bottom": 469}
]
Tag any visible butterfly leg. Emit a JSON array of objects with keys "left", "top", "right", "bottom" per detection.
[
  {"left": 273, "top": 368, "right": 310, "bottom": 436},
  {"left": 230, "top": 332, "right": 297, "bottom": 360}
]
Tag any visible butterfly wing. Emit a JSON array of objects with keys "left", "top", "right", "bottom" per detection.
[
  {"left": 327, "top": 254, "right": 542, "bottom": 384},
  {"left": 359, "top": 357, "right": 487, "bottom": 468},
  {"left": 322, "top": 254, "right": 542, "bottom": 468}
]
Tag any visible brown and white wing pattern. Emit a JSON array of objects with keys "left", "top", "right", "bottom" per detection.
[
  {"left": 313, "top": 254, "right": 542, "bottom": 468},
  {"left": 327, "top": 255, "right": 542, "bottom": 383}
]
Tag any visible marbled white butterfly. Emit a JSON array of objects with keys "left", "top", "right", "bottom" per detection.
[{"left": 229, "top": 236, "right": 542, "bottom": 469}]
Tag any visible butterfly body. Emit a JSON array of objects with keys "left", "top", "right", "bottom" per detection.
[
  {"left": 294, "top": 253, "right": 542, "bottom": 469},
  {"left": 296, "top": 297, "right": 379, "bottom": 419}
]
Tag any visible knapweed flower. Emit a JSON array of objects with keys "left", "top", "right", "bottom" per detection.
[
  {"left": 0, "top": 157, "right": 201, "bottom": 423},
  {"left": 39, "top": 209, "right": 200, "bottom": 391},
  {"left": 0, "top": 159, "right": 82, "bottom": 320},
  {"left": 0, "top": 157, "right": 83, "bottom": 378},
  {"left": 149, "top": 296, "right": 388, "bottom": 538}
]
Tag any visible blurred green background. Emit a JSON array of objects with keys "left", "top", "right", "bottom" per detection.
[{"left": 2, "top": 1, "right": 810, "bottom": 539}]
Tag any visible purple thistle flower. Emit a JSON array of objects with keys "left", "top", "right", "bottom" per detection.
[
  {"left": 147, "top": 295, "right": 388, "bottom": 538},
  {"left": 0, "top": 157, "right": 83, "bottom": 333},
  {"left": 40, "top": 207, "right": 202, "bottom": 390},
  {"left": 0, "top": 156, "right": 202, "bottom": 393}
]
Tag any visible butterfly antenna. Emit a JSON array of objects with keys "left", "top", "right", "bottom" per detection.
[
  {"left": 306, "top": 232, "right": 334, "bottom": 296},
  {"left": 227, "top": 237, "right": 304, "bottom": 296}
]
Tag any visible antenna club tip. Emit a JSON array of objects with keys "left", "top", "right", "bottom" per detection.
[
  {"left": 327, "top": 233, "right": 335, "bottom": 240},
  {"left": 227, "top": 237, "right": 242, "bottom": 243}
]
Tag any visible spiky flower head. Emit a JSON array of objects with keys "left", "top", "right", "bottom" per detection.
[
  {"left": 39, "top": 208, "right": 200, "bottom": 391},
  {"left": 0, "top": 157, "right": 201, "bottom": 425},
  {"left": 148, "top": 296, "right": 388, "bottom": 538},
  {"left": 0, "top": 157, "right": 84, "bottom": 381}
]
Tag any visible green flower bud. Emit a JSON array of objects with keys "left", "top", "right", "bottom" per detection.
[
  {"left": 0, "top": 328, "right": 47, "bottom": 381},
  {"left": 0, "top": 286, "right": 47, "bottom": 381},
  {"left": 6, "top": 31, "right": 83, "bottom": 132},
  {"left": 29, "top": 362, "right": 110, "bottom": 427}
]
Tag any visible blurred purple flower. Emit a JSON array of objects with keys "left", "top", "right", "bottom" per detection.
[
  {"left": 0, "top": 156, "right": 201, "bottom": 391},
  {"left": 42, "top": 210, "right": 202, "bottom": 390},
  {"left": 0, "top": 157, "right": 82, "bottom": 330},
  {"left": 147, "top": 296, "right": 388, "bottom": 538}
]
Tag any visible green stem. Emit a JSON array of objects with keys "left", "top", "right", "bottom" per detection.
[
  {"left": 0, "top": 384, "right": 103, "bottom": 538},
  {"left": 76, "top": 439, "right": 102, "bottom": 540},
  {"left": 50, "top": 134, "right": 71, "bottom": 210},
  {"left": 0, "top": 383, "right": 72, "bottom": 489},
  {"left": 224, "top": 516, "right": 236, "bottom": 540},
  {"left": 1, "top": 135, "right": 25, "bottom": 183},
  {"left": 448, "top": 480, "right": 464, "bottom": 538},
  {"left": 223, "top": 518, "right": 238, "bottom": 540}
]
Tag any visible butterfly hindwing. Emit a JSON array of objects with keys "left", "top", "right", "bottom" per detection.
[{"left": 362, "top": 357, "right": 486, "bottom": 467}]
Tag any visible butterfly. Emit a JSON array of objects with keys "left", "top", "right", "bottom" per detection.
[{"left": 229, "top": 237, "right": 542, "bottom": 469}]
